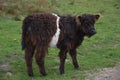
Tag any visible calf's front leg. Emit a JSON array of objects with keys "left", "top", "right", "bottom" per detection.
[
  {"left": 59, "top": 49, "right": 68, "bottom": 74},
  {"left": 69, "top": 49, "right": 79, "bottom": 69}
]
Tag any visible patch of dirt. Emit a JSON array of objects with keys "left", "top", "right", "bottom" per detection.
[
  {"left": 86, "top": 63, "right": 120, "bottom": 80},
  {"left": 6, "top": 53, "right": 24, "bottom": 60},
  {"left": 0, "top": 54, "right": 23, "bottom": 78},
  {"left": 0, "top": 63, "right": 13, "bottom": 77},
  {"left": 0, "top": 63, "right": 9, "bottom": 71}
]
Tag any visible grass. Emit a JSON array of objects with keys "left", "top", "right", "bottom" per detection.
[{"left": 0, "top": 0, "right": 120, "bottom": 80}]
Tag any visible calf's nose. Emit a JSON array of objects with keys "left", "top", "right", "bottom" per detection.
[{"left": 91, "top": 29, "right": 96, "bottom": 34}]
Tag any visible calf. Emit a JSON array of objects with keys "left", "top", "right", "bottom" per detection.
[{"left": 22, "top": 13, "right": 100, "bottom": 76}]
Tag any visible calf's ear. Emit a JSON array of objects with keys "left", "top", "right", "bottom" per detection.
[
  {"left": 75, "top": 15, "right": 81, "bottom": 26},
  {"left": 94, "top": 14, "right": 100, "bottom": 21}
]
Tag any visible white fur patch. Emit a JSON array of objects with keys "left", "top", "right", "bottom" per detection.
[{"left": 49, "top": 13, "right": 60, "bottom": 48}]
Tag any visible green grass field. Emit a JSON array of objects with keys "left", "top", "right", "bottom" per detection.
[{"left": 0, "top": 0, "right": 120, "bottom": 80}]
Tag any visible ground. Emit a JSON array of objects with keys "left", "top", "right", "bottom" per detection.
[
  {"left": 0, "top": 0, "right": 120, "bottom": 80},
  {"left": 86, "top": 63, "right": 120, "bottom": 80},
  {"left": 1, "top": 62, "right": 120, "bottom": 80}
]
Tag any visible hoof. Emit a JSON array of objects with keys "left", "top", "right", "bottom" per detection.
[
  {"left": 41, "top": 73, "right": 47, "bottom": 76},
  {"left": 28, "top": 73, "right": 34, "bottom": 77},
  {"left": 60, "top": 71, "right": 64, "bottom": 75},
  {"left": 74, "top": 65, "right": 79, "bottom": 69}
]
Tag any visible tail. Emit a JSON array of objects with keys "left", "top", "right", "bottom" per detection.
[
  {"left": 21, "top": 16, "right": 31, "bottom": 50},
  {"left": 21, "top": 20, "right": 26, "bottom": 50}
]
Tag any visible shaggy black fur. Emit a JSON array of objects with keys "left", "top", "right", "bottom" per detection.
[{"left": 22, "top": 13, "right": 100, "bottom": 76}]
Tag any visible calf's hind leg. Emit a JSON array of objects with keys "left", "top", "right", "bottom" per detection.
[
  {"left": 35, "top": 46, "right": 47, "bottom": 76},
  {"left": 25, "top": 46, "right": 34, "bottom": 76}
]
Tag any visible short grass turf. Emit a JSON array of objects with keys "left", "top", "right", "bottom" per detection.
[{"left": 0, "top": 0, "right": 120, "bottom": 80}]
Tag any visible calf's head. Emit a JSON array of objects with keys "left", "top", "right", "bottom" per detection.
[{"left": 76, "top": 14, "right": 100, "bottom": 37}]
